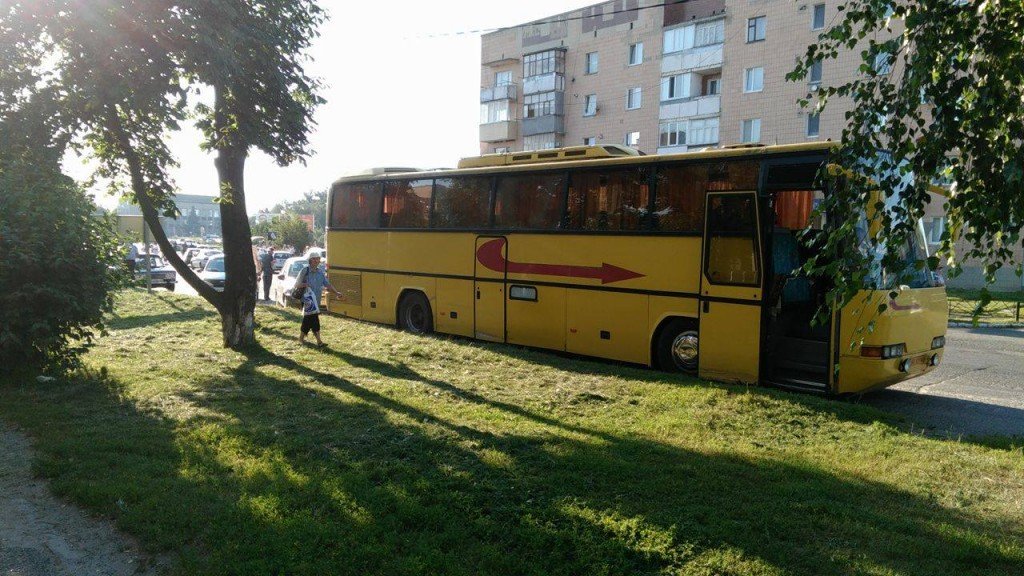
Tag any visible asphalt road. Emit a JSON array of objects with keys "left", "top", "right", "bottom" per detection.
[
  {"left": 164, "top": 278, "right": 1024, "bottom": 437},
  {"left": 859, "top": 327, "right": 1024, "bottom": 437}
]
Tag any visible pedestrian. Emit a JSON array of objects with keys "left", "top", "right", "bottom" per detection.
[
  {"left": 294, "top": 252, "right": 341, "bottom": 346},
  {"left": 125, "top": 242, "right": 138, "bottom": 273},
  {"left": 259, "top": 246, "right": 275, "bottom": 301}
]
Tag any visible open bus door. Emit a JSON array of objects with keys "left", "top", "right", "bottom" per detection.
[{"left": 698, "top": 191, "right": 764, "bottom": 384}]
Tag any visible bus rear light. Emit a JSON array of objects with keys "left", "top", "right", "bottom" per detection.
[
  {"left": 931, "top": 336, "right": 945, "bottom": 349},
  {"left": 861, "top": 343, "right": 906, "bottom": 359}
]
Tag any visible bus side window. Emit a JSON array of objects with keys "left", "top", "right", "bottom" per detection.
[
  {"left": 653, "top": 164, "right": 707, "bottom": 232},
  {"left": 705, "top": 194, "right": 761, "bottom": 286},
  {"left": 494, "top": 172, "right": 565, "bottom": 230},
  {"left": 567, "top": 167, "right": 650, "bottom": 231},
  {"left": 383, "top": 179, "right": 431, "bottom": 228},
  {"left": 332, "top": 182, "right": 382, "bottom": 229},
  {"left": 433, "top": 176, "right": 492, "bottom": 229}
]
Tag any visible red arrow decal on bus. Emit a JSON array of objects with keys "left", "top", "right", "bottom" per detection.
[{"left": 476, "top": 238, "right": 644, "bottom": 285}]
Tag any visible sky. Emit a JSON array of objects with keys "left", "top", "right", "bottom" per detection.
[{"left": 73, "top": 0, "right": 599, "bottom": 216}]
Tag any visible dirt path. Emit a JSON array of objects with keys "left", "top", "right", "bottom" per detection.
[{"left": 0, "top": 423, "right": 166, "bottom": 576}]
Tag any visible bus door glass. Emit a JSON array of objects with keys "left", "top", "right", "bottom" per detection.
[
  {"left": 474, "top": 236, "right": 507, "bottom": 342},
  {"left": 699, "top": 191, "right": 763, "bottom": 383}
]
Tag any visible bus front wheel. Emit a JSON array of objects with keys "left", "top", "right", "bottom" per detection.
[
  {"left": 398, "top": 292, "right": 434, "bottom": 335},
  {"left": 656, "top": 320, "right": 698, "bottom": 374}
]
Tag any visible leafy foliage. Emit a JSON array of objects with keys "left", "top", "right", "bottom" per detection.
[
  {"left": 0, "top": 0, "right": 326, "bottom": 348},
  {"left": 0, "top": 119, "right": 128, "bottom": 373},
  {"left": 264, "top": 189, "right": 327, "bottom": 245},
  {"left": 251, "top": 213, "right": 315, "bottom": 253},
  {"left": 789, "top": 0, "right": 1024, "bottom": 309}
]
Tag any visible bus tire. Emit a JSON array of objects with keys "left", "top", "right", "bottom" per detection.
[
  {"left": 397, "top": 291, "right": 433, "bottom": 335},
  {"left": 656, "top": 319, "right": 699, "bottom": 374}
]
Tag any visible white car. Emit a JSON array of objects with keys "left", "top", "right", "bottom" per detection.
[
  {"left": 271, "top": 257, "right": 308, "bottom": 306},
  {"left": 190, "top": 249, "right": 222, "bottom": 271},
  {"left": 199, "top": 256, "right": 226, "bottom": 291}
]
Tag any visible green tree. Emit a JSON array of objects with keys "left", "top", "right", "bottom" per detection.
[
  {"left": 790, "top": 0, "right": 1024, "bottom": 310},
  {"left": 251, "top": 213, "right": 315, "bottom": 254},
  {"left": 0, "top": 1, "right": 325, "bottom": 349},
  {"left": 0, "top": 111, "right": 127, "bottom": 373},
  {"left": 269, "top": 189, "right": 327, "bottom": 245}
]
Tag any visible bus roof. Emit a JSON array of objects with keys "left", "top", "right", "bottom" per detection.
[{"left": 330, "top": 141, "right": 838, "bottom": 186}]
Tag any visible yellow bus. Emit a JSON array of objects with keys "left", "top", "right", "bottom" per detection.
[{"left": 325, "top": 142, "right": 947, "bottom": 394}]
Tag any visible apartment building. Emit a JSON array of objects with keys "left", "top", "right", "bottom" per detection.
[{"left": 478, "top": 0, "right": 860, "bottom": 155}]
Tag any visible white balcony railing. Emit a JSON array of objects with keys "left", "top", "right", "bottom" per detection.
[
  {"left": 659, "top": 94, "right": 720, "bottom": 120},
  {"left": 661, "top": 45, "right": 723, "bottom": 75}
]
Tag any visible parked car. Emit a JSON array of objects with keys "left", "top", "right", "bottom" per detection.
[
  {"left": 134, "top": 254, "right": 177, "bottom": 291},
  {"left": 271, "top": 250, "right": 293, "bottom": 273},
  {"left": 190, "top": 249, "right": 222, "bottom": 271},
  {"left": 199, "top": 256, "right": 226, "bottom": 291},
  {"left": 271, "top": 257, "right": 308, "bottom": 307}
]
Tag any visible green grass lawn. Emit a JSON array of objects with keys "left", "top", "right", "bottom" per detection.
[
  {"left": 947, "top": 288, "right": 1023, "bottom": 324},
  {"left": 1, "top": 290, "right": 1022, "bottom": 575}
]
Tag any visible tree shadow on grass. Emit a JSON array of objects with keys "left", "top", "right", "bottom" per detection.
[{"left": 1, "top": 351, "right": 1021, "bottom": 575}]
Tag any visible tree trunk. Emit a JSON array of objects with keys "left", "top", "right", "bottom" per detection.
[
  {"left": 214, "top": 144, "right": 257, "bottom": 349},
  {"left": 103, "top": 109, "right": 224, "bottom": 306}
]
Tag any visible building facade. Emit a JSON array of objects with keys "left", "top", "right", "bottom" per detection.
[
  {"left": 479, "top": 0, "right": 868, "bottom": 155},
  {"left": 117, "top": 194, "right": 220, "bottom": 238}
]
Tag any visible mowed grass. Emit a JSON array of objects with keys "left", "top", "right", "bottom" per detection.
[{"left": 1, "top": 290, "right": 1022, "bottom": 575}]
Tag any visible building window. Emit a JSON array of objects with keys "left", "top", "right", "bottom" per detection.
[
  {"left": 661, "top": 73, "right": 692, "bottom": 101},
  {"left": 926, "top": 216, "right": 946, "bottom": 244},
  {"left": 494, "top": 147, "right": 510, "bottom": 154},
  {"left": 523, "top": 134, "right": 560, "bottom": 150},
  {"left": 524, "top": 92, "right": 556, "bottom": 118},
  {"left": 495, "top": 71, "right": 513, "bottom": 86},
  {"left": 873, "top": 51, "right": 892, "bottom": 75},
  {"left": 688, "top": 117, "right": 719, "bottom": 145},
  {"left": 741, "top": 119, "right": 761, "bottom": 143},
  {"left": 663, "top": 20, "right": 723, "bottom": 53},
  {"left": 626, "top": 87, "right": 642, "bottom": 110},
  {"left": 523, "top": 49, "right": 564, "bottom": 79},
  {"left": 747, "top": 16, "right": 766, "bottom": 43},
  {"left": 583, "top": 94, "right": 597, "bottom": 116},
  {"left": 480, "top": 100, "right": 511, "bottom": 124},
  {"left": 629, "top": 42, "right": 643, "bottom": 65},
  {"left": 744, "top": 67, "right": 764, "bottom": 93},
  {"left": 659, "top": 121, "right": 686, "bottom": 147},
  {"left": 812, "top": 4, "right": 826, "bottom": 30},
  {"left": 705, "top": 76, "right": 721, "bottom": 96},
  {"left": 583, "top": 137, "right": 596, "bottom": 146},
  {"left": 809, "top": 60, "right": 822, "bottom": 87},
  {"left": 585, "top": 51, "right": 599, "bottom": 74},
  {"left": 625, "top": 131, "right": 640, "bottom": 147},
  {"left": 806, "top": 113, "right": 820, "bottom": 137},
  {"left": 663, "top": 25, "right": 694, "bottom": 53},
  {"left": 695, "top": 19, "right": 725, "bottom": 47}
]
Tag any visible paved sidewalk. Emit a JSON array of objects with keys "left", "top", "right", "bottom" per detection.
[{"left": 0, "top": 424, "right": 164, "bottom": 576}]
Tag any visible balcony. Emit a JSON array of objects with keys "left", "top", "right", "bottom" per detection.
[
  {"left": 523, "top": 72, "right": 565, "bottom": 95},
  {"left": 660, "top": 94, "right": 720, "bottom": 120},
  {"left": 480, "top": 121, "right": 518, "bottom": 143},
  {"left": 522, "top": 115, "right": 564, "bottom": 137},
  {"left": 481, "top": 84, "right": 517, "bottom": 103},
  {"left": 661, "top": 44, "right": 723, "bottom": 75}
]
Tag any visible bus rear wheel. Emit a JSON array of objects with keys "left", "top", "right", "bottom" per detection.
[
  {"left": 656, "top": 319, "right": 698, "bottom": 374},
  {"left": 398, "top": 292, "right": 433, "bottom": 335}
]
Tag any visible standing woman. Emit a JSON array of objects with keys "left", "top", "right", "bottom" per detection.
[{"left": 294, "top": 252, "right": 341, "bottom": 346}]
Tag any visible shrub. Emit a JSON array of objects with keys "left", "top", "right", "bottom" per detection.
[{"left": 0, "top": 141, "right": 128, "bottom": 373}]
